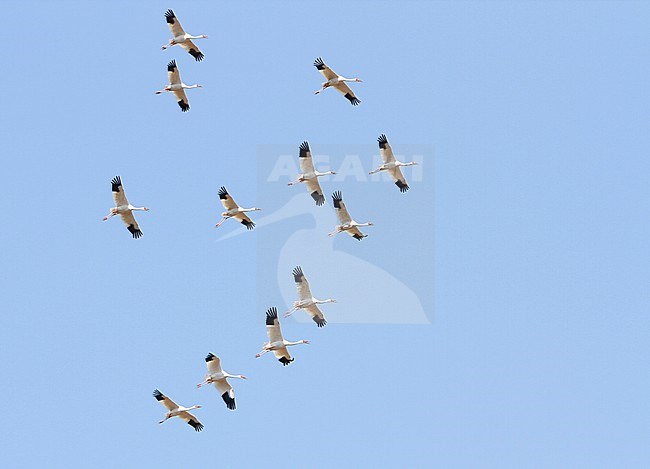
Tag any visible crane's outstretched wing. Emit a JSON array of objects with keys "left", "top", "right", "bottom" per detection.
[
  {"left": 332, "top": 82, "right": 360, "bottom": 106},
  {"left": 165, "top": 9, "right": 185, "bottom": 38},
  {"left": 298, "top": 142, "right": 325, "bottom": 206},
  {"left": 218, "top": 186, "right": 239, "bottom": 210},
  {"left": 378, "top": 134, "right": 396, "bottom": 164},
  {"left": 332, "top": 191, "right": 352, "bottom": 225},
  {"left": 304, "top": 304, "right": 327, "bottom": 328},
  {"left": 179, "top": 40, "right": 204, "bottom": 62},
  {"left": 205, "top": 353, "right": 222, "bottom": 375},
  {"left": 265, "top": 307, "right": 284, "bottom": 344},
  {"left": 298, "top": 141, "right": 316, "bottom": 175},
  {"left": 233, "top": 212, "right": 255, "bottom": 230},
  {"left": 167, "top": 60, "right": 181, "bottom": 85},
  {"left": 292, "top": 266, "right": 313, "bottom": 301},
  {"left": 389, "top": 167, "right": 409, "bottom": 192},
  {"left": 314, "top": 57, "right": 337, "bottom": 81},
  {"left": 111, "top": 176, "right": 128, "bottom": 207},
  {"left": 177, "top": 411, "right": 204, "bottom": 431},
  {"left": 347, "top": 226, "right": 367, "bottom": 241},
  {"left": 213, "top": 379, "right": 236, "bottom": 410},
  {"left": 153, "top": 389, "right": 178, "bottom": 412},
  {"left": 119, "top": 211, "right": 143, "bottom": 239},
  {"left": 172, "top": 89, "right": 190, "bottom": 112}
]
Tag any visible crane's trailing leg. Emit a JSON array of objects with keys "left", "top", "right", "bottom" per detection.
[
  {"left": 369, "top": 167, "right": 383, "bottom": 175},
  {"left": 159, "top": 416, "right": 170, "bottom": 424},
  {"left": 102, "top": 211, "right": 117, "bottom": 221},
  {"left": 328, "top": 227, "right": 343, "bottom": 237},
  {"left": 255, "top": 349, "right": 270, "bottom": 358},
  {"left": 215, "top": 217, "right": 229, "bottom": 228},
  {"left": 287, "top": 176, "right": 305, "bottom": 186}
]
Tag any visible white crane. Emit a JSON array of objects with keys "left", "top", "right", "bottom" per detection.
[
  {"left": 215, "top": 186, "right": 261, "bottom": 230},
  {"left": 155, "top": 60, "right": 201, "bottom": 112},
  {"left": 329, "top": 191, "right": 373, "bottom": 240},
  {"left": 256, "top": 307, "right": 310, "bottom": 365},
  {"left": 369, "top": 134, "right": 418, "bottom": 192},
  {"left": 102, "top": 176, "right": 149, "bottom": 239},
  {"left": 284, "top": 266, "right": 333, "bottom": 327},
  {"left": 287, "top": 141, "right": 336, "bottom": 206},
  {"left": 153, "top": 389, "right": 204, "bottom": 432},
  {"left": 313, "top": 57, "right": 362, "bottom": 105},
  {"left": 196, "top": 353, "right": 246, "bottom": 411},
  {"left": 162, "top": 9, "right": 207, "bottom": 61}
]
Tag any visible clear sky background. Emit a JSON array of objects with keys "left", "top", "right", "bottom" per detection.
[{"left": 2, "top": 1, "right": 649, "bottom": 467}]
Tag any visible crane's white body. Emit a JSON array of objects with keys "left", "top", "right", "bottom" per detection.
[
  {"left": 288, "top": 141, "right": 335, "bottom": 206},
  {"left": 369, "top": 134, "right": 417, "bottom": 192},
  {"left": 215, "top": 186, "right": 260, "bottom": 230},
  {"left": 284, "top": 266, "right": 332, "bottom": 327},
  {"left": 256, "top": 308, "right": 309, "bottom": 365},
  {"left": 103, "top": 176, "right": 149, "bottom": 239},
  {"left": 329, "top": 191, "right": 373, "bottom": 240},
  {"left": 313, "top": 57, "right": 362, "bottom": 105},
  {"left": 196, "top": 353, "right": 246, "bottom": 410},
  {"left": 162, "top": 9, "right": 207, "bottom": 61},
  {"left": 155, "top": 60, "right": 201, "bottom": 112},
  {"left": 153, "top": 389, "right": 203, "bottom": 431}
]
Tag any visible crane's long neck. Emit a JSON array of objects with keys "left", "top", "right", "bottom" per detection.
[
  {"left": 286, "top": 340, "right": 306, "bottom": 346},
  {"left": 314, "top": 298, "right": 335, "bottom": 304},
  {"left": 130, "top": 206, "right": 147, "bottom": 211},
  {"left": 396, "top": 161, "right": 417, "bottom": 167},
  {"left": 183, "top": 84, "right": 201, "bottom": 89},
  {"left": 315, "top": 170, "right": 335, "bottom": 177},
  {"left": 223, "top": 372, "right": 246, "bottom": 380},
  {"left": 241, "top": 207, "right": 260, "bottom": 212},
  {"left": 355, "top": 222, "right": 373, "bottom": 227}
]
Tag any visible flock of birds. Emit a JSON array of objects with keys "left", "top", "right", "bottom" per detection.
[{"left": 103, "top": 9, "right": 419, "bottom": 432}]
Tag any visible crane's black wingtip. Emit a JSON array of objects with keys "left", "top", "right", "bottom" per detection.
[
  {"left": 153, "top": 389, "right": 164, "bottom": 400},
  {"left": 241, "top": 220, "right": 255, "bottom": 230},
  {"left": 188, "top": 419, "right": 204, "bottom": 432},
  {"left": 167, "top": 59, "right": 177, "bottom": 70},
  {"left": 127, "top": 225, "right": 143, "bottom": 239},
  {"left": 188, "top": 49, "right": 204, "bottom": 62},
  {"left": 279, "top": 357, "right": 294, "bottom": 366},
  {"left": 311, "top": 191, "right": 325, "bottom": 206},
  {"left": 266, "top": 307, "right": 278, "bottom": 321},
  {"left": 205, "top": 352, "right": 216, "bottom": 362},
  {"left": 177, "top": 100, "right": 190, "bottom": 112},
  {"left": 292, "top": 266, "right": 304, "bottom": 279},
  {"left": 396, "top": 180, "right": 410, "bottom": 192},
  {"left": 111, "top": 176, "right": 122, "bottom": 189},
  {"left": 299, "top": 141, "right": 310, "bottom": 153},
  {"left": 313, "top": 57, "right": 325, "bottom": 69}
]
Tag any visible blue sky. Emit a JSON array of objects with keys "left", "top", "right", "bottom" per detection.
[{"left": 2, "top": 1, "right": 649, "bottom": 467}]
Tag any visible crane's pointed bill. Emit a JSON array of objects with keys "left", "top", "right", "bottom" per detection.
[
  {"left": 278, "top": 357, "right": 294, "bottom": 366},
  {"left": 344, "top": 93, "right": 360, "bottom": 106},
  {"left": 311, "top": 191, "right": 325, "bottom": 206},
  {"left": 127, "top": 224, "right": 143, "bottom": 239},
  {"left": 188, "top": 419, "right": 204, "bottom": 432},
  {"left": 222, "top": 391, "right": 236, "bottom": 410}
]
